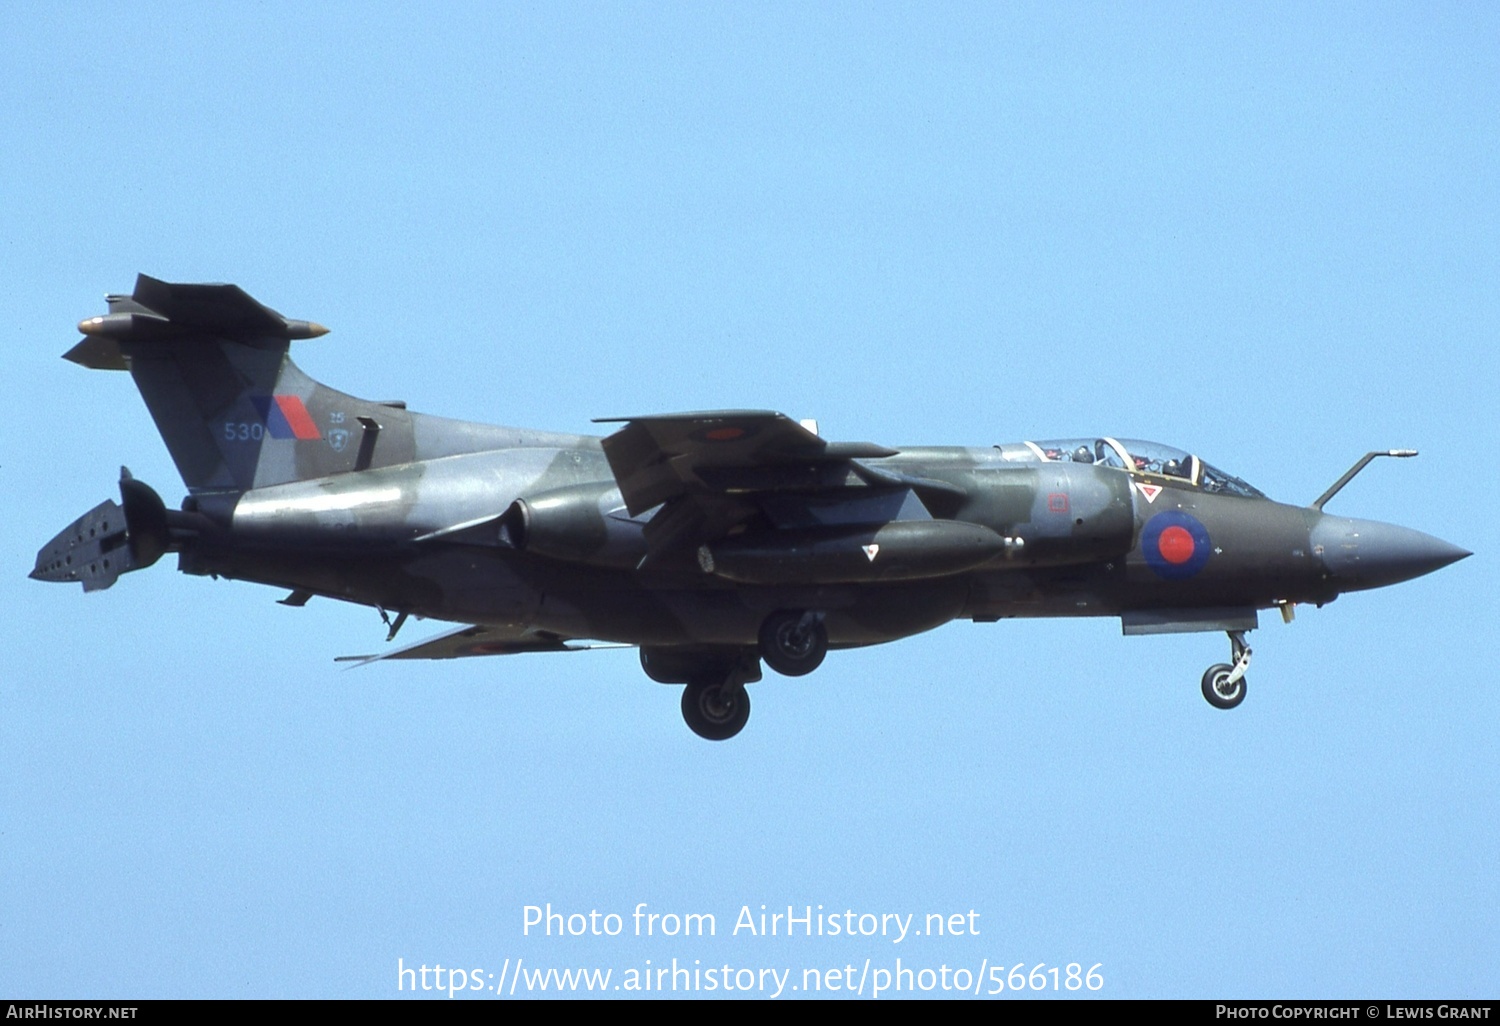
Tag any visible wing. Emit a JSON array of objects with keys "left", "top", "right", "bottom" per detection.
[
  {"left": 336, "top": 623, "right": 624, "bottom": 666},
  {"left": 593, "top": 411, "right": 969, "bottom": 568},
  {"left": 594, "top": 410, "right": 899, "bottom": 516}
]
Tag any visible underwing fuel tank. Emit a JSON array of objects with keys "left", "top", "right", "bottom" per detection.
[{"left": 702, "top": 519, "right": 1009, "bottom": 584}]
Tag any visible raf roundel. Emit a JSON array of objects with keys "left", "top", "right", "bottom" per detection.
[
  {"left": 695, "top": 423, "right": 756, "bottom": 444},
  {"left": 1142, "top": 510, "right": 1213, "bottom": 580}
]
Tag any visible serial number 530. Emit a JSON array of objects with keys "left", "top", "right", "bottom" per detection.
[{"left": 223, "top": 422, "right": 264, "bottom": 441}]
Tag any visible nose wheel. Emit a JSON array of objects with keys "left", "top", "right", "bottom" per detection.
[{"left": 1201, "top": 630, "right": 1251, "bottom": 710}]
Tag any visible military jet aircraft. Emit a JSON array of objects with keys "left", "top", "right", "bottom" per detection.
[{"left": 33, "top": 277, "right": 1470, "bottom": 739}]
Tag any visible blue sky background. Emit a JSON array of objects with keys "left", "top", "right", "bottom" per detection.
[{"left": 2, "top": 2, "right": 1495, "bottom": 999}]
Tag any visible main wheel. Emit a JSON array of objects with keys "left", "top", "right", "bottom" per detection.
[
  {"left": 681, "top": 678, "right": 751, "bottom": 741},
  {"left": 1201, "top": 663, "right": 1247, "bottom": 710},
  {"left": 758, "top": 610, "right": 828, "bottom": 677}
]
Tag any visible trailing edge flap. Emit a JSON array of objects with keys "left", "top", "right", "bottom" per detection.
[
  {"left": 337, "top": 623, "right": 625, "bottom": 664},
  {"left": 594, "top": 410, "right": 899, "bottom": 517}
]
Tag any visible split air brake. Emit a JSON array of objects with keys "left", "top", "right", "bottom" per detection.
[{"left": 30, "top": 469, "right": 206, "bottom": 591}]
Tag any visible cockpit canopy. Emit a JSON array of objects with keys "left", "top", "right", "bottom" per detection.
[{"left": 1001, "top": 437, "right": 1265, "bottom": 499}]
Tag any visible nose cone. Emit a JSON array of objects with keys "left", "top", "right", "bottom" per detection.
[{"left": 1312, "top": 515, "right": 1471, "bottom": 592}]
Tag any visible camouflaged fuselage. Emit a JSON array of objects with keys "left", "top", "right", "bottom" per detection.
[
  {"left": 183, "top": 431, "right": 1343, "bottom": 651},
  {"left": 35, "top": 278, "right": 1467, "bottom": 740}
]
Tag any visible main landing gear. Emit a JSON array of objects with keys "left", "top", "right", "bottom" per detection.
[
  {"left": 643, "top": 648, "right": 762, "bottom": 742},
  {"left": 1201, "top": 630, "right": 1252, "bottom": 710},
  {"left": 657, "top": 608, "right": 831, "bottom": 741},
  {"left": 758, "top": 609, "right": 828, "bottom": 677},
  {"left": 681, "top": 673, "right": 751, "bottom": 741}
]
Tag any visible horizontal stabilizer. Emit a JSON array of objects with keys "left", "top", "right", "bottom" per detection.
[
  {"left": 64, "top": 275, "right": 328, "bottom": 373},
  {"left": 131, "top": 276, "right": 294, "bottom": 338}
]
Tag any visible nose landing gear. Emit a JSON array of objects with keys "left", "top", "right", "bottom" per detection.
[{"left": 1201, "top": 630, "right": 1252, "bottom": 710}]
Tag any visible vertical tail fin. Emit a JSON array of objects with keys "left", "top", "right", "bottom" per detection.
[{"left": 64, "top": 275, "right": 416, "bottom": 493}]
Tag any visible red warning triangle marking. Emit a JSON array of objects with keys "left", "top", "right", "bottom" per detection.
[{"left": 1136, "top": 482, "right": 1162, "bottom": 503}]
